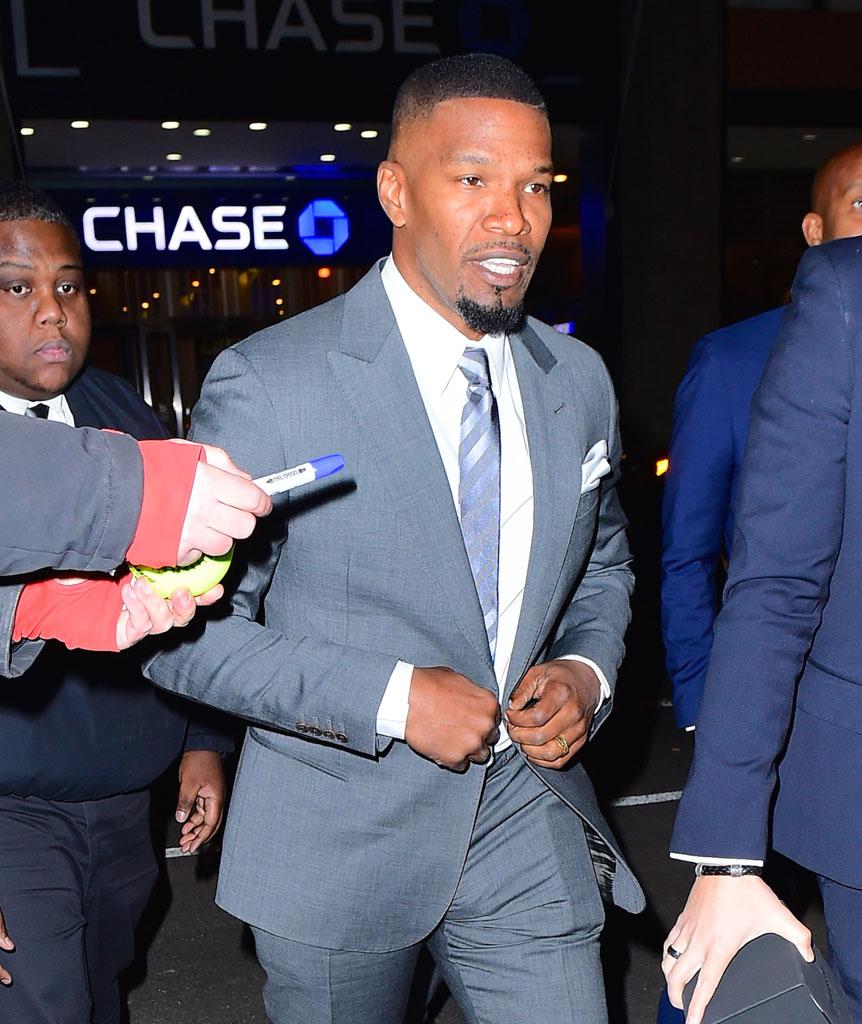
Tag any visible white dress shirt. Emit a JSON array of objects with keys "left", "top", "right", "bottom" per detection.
[
  {"left": 0, "top": 389, "right": 74, "bottom": 425},
  {"left": 375, "top": 258, "right": 609, "bottom": 751}
]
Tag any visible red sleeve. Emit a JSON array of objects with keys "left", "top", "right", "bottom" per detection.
[
  {"left": 125, "top": 440, "right": 205, "bottom": 569},
  {"left": 12, "top": 574, "right": 132, "bottom": 653}
]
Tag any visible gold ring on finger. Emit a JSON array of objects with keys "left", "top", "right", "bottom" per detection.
[{"left": 554, "top": 734, "right": 569, "bottom": 755}]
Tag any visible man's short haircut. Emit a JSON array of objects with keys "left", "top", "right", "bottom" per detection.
[
  {"left": 0, "top": 180, "right": 76, "bottom": 234},
  {"left": 810, "top": 142, "right": 862, "bottom": 213},
  {"left": 390, "top": 52, "right": 547, "bottom": 151}
]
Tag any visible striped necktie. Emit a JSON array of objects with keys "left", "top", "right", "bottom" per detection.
[{"left": 458, "top": 347, "right": 501, "bottom": 656}]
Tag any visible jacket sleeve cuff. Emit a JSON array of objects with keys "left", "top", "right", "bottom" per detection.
[{"left": 126, "top": 441, "right": 205, "bottom": 569}]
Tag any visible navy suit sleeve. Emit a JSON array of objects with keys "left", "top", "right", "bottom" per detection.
[
  {"left": 671, "top": 244, "right": 852, "bottom": 861},
  {"left": 661, "top": 338, "right": 734, "bottom": 728}
]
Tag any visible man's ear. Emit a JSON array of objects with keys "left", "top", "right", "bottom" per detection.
[
  {"left": 801, "top": 211, "right": 824, "bottom": 247},
  {"left": 377, "top": 161, "right": 407, "bottom": 228}
]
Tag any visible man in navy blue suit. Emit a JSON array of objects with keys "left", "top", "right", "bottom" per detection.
[
  {"left": 661, "top": 141, "right": 862, "bottom": 732},
  {"left": 657, "top": 143, "right": 862, "bottom": 1024},
  {"left": 662, "top": 234, "right": 862, "bottom": 1023}
]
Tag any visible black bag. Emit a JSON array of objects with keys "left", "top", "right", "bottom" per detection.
[{"left": 682, "top": 933, "right": 853, "bottom": 1024}]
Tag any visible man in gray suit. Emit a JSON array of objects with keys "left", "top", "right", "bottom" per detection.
[{"left": 147, "top": 52, "right": 643, "bottom": 1023}]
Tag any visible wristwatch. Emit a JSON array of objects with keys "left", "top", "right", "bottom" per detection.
[{"left": 695, "top": 863, "right": 763, "bottom": 877}]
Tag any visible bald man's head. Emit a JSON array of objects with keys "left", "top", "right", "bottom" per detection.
[{"left": 802, "top": 142, "right": 862, "bottom": 246}]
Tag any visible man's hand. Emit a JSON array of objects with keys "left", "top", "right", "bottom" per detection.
[
  {"left": 179, "top": 444, "right": 272, "bottom": 565},
  {"left": 663, "top": 875, "right": 814, "bottom": 1024},
  {"left": 505, "top": 659, "right": 600, "bottom": 767},
  {"left": 0, "top": 906, "right": 13, "bottom": 986},
  {"left": 175, "top": 750, "right": 226, "bottom": 854},
  {"left": 405, "top": 667, "right": 500, "bottom": 771},
  {"left": 116, "top": 577, "right": 223, "bottom": 651}
]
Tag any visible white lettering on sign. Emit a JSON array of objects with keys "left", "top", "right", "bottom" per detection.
[
  {"left": 80, "top": 205, "right": 291, "bottom": 254},
  {"left": 212, "top": 206, "right": 252, "bottom": 250},
  {"left": 138, "top": 0, "right": 439, "bottom": 55}
]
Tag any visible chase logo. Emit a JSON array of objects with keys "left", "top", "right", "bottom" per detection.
[{"left": 298, "top": 199, "right": 350, "bottom": 257}]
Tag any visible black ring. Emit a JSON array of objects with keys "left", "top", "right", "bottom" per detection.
[{"left": 666, "top": 944, "right": 682, "bottom": 960}]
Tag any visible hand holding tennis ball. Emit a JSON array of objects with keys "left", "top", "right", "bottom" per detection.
[{"left": 127, "top": 454, "right": 345, "bottom": 598}]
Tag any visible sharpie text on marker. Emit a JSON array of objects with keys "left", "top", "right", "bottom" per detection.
[{"left": 254, "top": 454, "right": 345, "bottom": 496}]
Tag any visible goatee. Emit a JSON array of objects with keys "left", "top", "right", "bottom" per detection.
[{"left": 456, "top": 294, "right": 527, "bottom": 336}]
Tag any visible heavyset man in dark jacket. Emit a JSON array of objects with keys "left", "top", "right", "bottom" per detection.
[{"left": 0, "top": 184, "right": 233, "bottom": 1023}]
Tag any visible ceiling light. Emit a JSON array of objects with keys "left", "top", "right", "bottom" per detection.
[
  {"left": 802, "top": 133, "right": 818, "bottom": 142},
  {"left": 161, "top": 120, "right": 180, "bottom": 130},
  {"left": 166, "top": 152, "right": 182, "bottom": 161},
  {"left": 119, "top": 165, "right": 129, "bottom": 172},
  {"left": 71, "top": 120, "right": 90, "bottom": 129},
  {"left": 320, "top": 153, "right": 336, "bottom": 162},
  {"left": 248, "top": 121, "right": 267, "bottom": 131},
  {"left": 360, "top": 129, "right": 378, "bottom": 139},
  {"left": 122, "top": 305, "right": 129, "bottom": 313},
  {"left": 142, "top": 174, "right": 154, "bottom": 181},
  {"left": 152, "top": 291, "right": 160, "bottom": 299},
  {"left": 88, "top": 288, "right": 97, "bottom": 295},
  {"left": 208, "top": 267, "right": 216, "bottom": 274},
  {"left": 19, "top": 127, "right": 35, "bottom": 137},
  {"left": 275, "top": 298, "right": 284, "bottom": 305},
  {"left": 141, "top": 301, "right": 150, "bottom": 310},
  {"left": 333, "top": 123, "right": 352, "bottom": 132},
  {"left": 191, "top": 279, "right": 200, "bottom": 287},
  {"left": 193, "top": 128, "right": 211, "bottom": 137},
  {"left": 730, "top": 155, "right": 744, "bottom": 164},
  {"left": 318, "top": 267, "right": 332, "bottom": 279},
  {"left": 271, "top": 278, "right": 281, "bottom": 286},
  {"left": 552, "top": 173, "right": 568, "bottom": 183}
]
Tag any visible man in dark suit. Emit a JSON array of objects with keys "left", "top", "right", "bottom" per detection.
[
  {"left": 661, "top": 141, "right": 862, "bottom": 732},
  {"left": 0, "top": 184, "right": 232, "bottom": 1022},
  {"left": 146, "top": 53, "right": 642, "bottom": 1023},
  {"left": 662, "top": 235, "right": 862, "bottom": 1023}
]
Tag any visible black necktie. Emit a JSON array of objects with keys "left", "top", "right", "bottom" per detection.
[{"left": 25, "top": 404, "right": 50, "bottom": 418}]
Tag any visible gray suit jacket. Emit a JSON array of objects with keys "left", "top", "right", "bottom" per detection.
[{"left": 146, "top": 262, "right": 644, "bottom": 950}]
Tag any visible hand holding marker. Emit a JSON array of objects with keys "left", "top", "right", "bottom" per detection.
[{"left": 129, "top": 454, "right": 345, "bottom": 597}]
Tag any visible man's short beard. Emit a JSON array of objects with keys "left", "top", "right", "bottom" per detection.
[{"left": 455, "top": 293, "right": 527, "bottom": 336}]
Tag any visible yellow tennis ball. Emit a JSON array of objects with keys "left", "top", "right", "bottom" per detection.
[{"left": 128, "top": 545, "right": 234, "bottom": 599}]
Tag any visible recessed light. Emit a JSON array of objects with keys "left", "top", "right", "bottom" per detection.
[
  {"left": 71, "top": 120, "right": 90, "bottom": 129},
  {"left": 161, "top": 120, "right": 180, "bottom": 130},
  {"left": 191, "top": 279, "right": 200, "bottom": 287},
  {"left": 552, "top": 173, "right": 568, "bottom": 183},
  {"left": 333, "top": 123, "right": 352, "bottom": 132},
  {"left": 275, "top": 298, "right": 284, "bottom": 305},
  {"left": 141, "top": 301, "right": 150, "bottom": 309},
  {"left": 152, "top": 291, "right": 160, "bottom": 298},
  {"left": 119, "top": 165, "right": 129, "bottom": 172},
  {"left": 248, "top": 121, "right": 267, "bottom": 131},
  {"left": 142, "top": 174, "right": 154, "bottom": 181},
  {"left": 19, "top": 127, "right": 35, "bottom": 137},
  {"left": 802, "top": 133, "right": 818, "bottom": 142},
  {"left": 320, "top": 153, "right": 336, "bottom": 162},
  {"left": 122, "top": 305, "right": 129, "bottom": 313},
  {"left": 88, "top": 288, "right": 97, "bottom": 295},
  {"left": 193, "top": 128, "right": 211, "bottom": 137},
  {"left": 166, "top": 153, "right": 182, "bottom": 161},
  {"left": 271, "top": 278, "right": 281, "bottom": 286},
  {"left": 730, "top": 155, "right": 744, "bottom": 164},
  {"left": 208, "top": 267, "right": 216, "bottom": 274},
  {"left": 318, "top": 267, "right": 332, "bottom": 279},
  {"left": 360, "top": 129, "right": 378, "bottom": 139}
]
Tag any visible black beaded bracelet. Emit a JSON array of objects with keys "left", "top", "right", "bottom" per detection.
[{"left": 695, "top": 863, "right": 763, "bottom": 877}]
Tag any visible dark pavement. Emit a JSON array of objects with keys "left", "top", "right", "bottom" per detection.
[{"left": 122, "top": 475, "right": 828, "bottom": 1023}]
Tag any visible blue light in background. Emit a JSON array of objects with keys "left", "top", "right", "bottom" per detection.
[{"left": 298, "top": 199, "right": 350, "bottom": 256}]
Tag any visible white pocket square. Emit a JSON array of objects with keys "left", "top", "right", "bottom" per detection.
[{"left": 581, "top": 440, "right": 611, "bottom": 493}]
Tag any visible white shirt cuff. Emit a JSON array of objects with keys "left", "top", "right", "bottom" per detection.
[
  {"left": 558, "top": 654, "right": 611, "bottom": 707},
  {"left": 376, "top": 660, "right": 413, "bottom": 740},
  {"left": 670, "top": 853, "right": 765, "bottom": 867}
]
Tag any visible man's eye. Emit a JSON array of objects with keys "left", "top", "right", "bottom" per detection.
[
  {"left": 7, "top": 284, "right": 29, "bottom": 295},
  {"left": 460, "top": 175, "right": 483, "bottom": 187},
  {"left": 525, "top": 182, "right": 550, "bottom": 196},
  {"left": 852, "top": 198, "right": 862, "bottom": 210},
  {"left": 57, "top": 283, "right": 78, "bottom": 296}
]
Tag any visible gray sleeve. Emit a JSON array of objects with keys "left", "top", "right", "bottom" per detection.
[
  {"left": 3, "top": 416, "right": 143, "bottom": 576},
  {"left": 0, "top": 580, "right": 44, "bottom": 678}
]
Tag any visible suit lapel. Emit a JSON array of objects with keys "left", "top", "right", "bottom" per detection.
[
  {"left": 504, "top": 327, "right": 587, "bottom": 699},
  {"left": 326, "top": 268, "right": 495, "bottom": 680}
]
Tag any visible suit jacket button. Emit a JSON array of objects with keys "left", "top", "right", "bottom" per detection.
[
  {"left": 335, "top": 732, "right": 348, "bottom": 743},
  {"left": 308, "top": 726, "right": 322, "bottom": 737},
  {"left": 296, "top": 722, "right": 309, "bottom": 733},
  {"left": 322, "top": 730, "right": 335, "bottom": 740}
]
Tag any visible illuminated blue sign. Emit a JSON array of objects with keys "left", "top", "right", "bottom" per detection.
[{"left": 298, "top": 199, "right": 350, "bottom": 257}]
